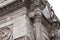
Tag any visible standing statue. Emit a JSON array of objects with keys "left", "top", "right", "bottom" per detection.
[{"left": 25, "top": 0, "right": 45, "bottom": 40}]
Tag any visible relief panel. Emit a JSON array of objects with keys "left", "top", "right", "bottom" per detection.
[{"left": 0, "top": 24, "right": 13, "bottom": 40}]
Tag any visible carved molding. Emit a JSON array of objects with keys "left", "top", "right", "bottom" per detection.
[{"left": 0, "top": 0, "right": 24, "bottom": 16}]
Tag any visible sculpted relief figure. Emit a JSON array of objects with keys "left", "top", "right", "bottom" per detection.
[{"left": 26, "top": 0, "right": 42, "bottom": 40}]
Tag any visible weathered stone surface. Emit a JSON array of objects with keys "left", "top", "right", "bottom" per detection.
[{"left": 0, "top": 0, "right": 60, "bottom": 40}]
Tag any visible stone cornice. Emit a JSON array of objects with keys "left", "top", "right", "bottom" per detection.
[{"left": 0, "top": 1, "right": 25, "bottom": 16}]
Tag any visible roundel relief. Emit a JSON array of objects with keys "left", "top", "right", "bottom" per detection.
[{"left": 0, "top": 27, "right": 12, "bottom": 40}]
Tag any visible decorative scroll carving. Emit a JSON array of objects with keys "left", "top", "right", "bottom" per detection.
[
  {"left": 0, "top": 26, "right": 13, "bottom": 40},
  {"left": 2, "top": 27, "right": 12, "bottom": 40}
]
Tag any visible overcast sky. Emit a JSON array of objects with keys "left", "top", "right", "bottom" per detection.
[{"left": 48, "top": 0, "right": 60, "bottom": 20}]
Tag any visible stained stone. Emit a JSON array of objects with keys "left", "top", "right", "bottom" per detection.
[{"left": 0, "top": 0, "right": 60, "bottom": 40}]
